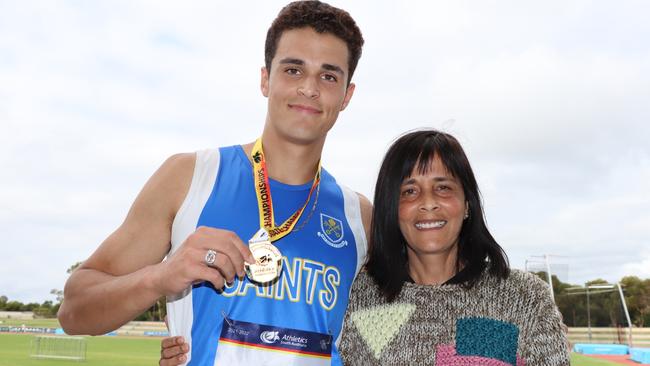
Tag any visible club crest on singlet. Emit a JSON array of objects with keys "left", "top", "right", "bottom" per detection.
[{"left": 318, "top": 213, "right": 347, "bottom": 248}]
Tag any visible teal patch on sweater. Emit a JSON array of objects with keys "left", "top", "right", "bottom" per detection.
[{"left": 455, "top": 317, "right": 519, "bottom": 365}]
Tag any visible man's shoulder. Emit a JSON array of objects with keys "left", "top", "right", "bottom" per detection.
[
  {"left": 147, "top": 153, "right": 198, "bottom": 214},
  {"left": 355, "top": 193, "right": 372, "bottom": 233},
  {"left": 157, "top": 152, "right": 199, "bottom": 187},
  {"left": 324, "top": 180, "right": 372, "bottom": 234},
  {"left": 163, "top": 152, "right": 196, "bottom": 170},
  {"left": 355, "top": 192, "right": 372, "bottom": 211}
]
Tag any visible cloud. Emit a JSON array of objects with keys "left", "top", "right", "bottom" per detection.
[{"left": 622, "top": 254, "right": 650, "bottom": 280}]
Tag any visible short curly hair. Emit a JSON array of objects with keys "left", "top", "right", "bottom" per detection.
[{"left": 265, "top": 1, "right": 364, "bottom": 85}]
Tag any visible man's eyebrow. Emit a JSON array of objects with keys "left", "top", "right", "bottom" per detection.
[
  {"left": 322, "top": 63, "right": 344, "bottom": 76},
  {"left": 279, "top": 57, "right": 305, "bottom": 65},
  {"left": 278, "top": 58, "right": 344, "bottom": 76}
]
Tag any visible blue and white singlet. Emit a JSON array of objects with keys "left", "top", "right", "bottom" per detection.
[{"left": 166, "top": 146, "right": 367, "bottom": 365}]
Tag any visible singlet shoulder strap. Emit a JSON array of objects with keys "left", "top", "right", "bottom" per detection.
[
  {"left": 339, "top": 184, "right": 368, "bottom": 276},
  {"left": 170, "top": 148, "right": 221, "bottom": 253}
]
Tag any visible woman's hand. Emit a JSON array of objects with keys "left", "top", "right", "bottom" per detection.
[{"left": 159, "top": 336, "right": 189, "bottom": 366}]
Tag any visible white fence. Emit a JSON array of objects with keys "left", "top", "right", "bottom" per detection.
[{"left": 30, "top": 336, "right": 87, "bottom": 361}]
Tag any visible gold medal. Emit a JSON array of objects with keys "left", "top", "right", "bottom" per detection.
[
  {"left": 245, "top": 138, "right": 320, "bottom": 284},
  {"left": 245, "top": 229, "right": 283, "bottom": 284}
]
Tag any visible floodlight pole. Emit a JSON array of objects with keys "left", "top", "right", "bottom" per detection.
[
  {"left": 524, "top": 259, "right": 529, "bottom": 272},
  {"left": 586, "top": 286, "right": 591, "bottom": 341},
  {"left": 616, "top": 283, "right": 633, "bottom": 347},
  {"left": 544, "top": 254, "right": 555, "bottom": 302}
]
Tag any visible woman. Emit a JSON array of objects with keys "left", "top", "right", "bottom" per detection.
[{"left": 161, "top": 130, "right": 569, "bottom": 365}]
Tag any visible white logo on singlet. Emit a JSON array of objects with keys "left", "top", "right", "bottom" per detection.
[{"left": 260, "top": 330, "right": 280, "bottom": 344}]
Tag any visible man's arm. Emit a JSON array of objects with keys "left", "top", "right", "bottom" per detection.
[{"left": 58, "top": 153, "right": 254, "bottom": 335}]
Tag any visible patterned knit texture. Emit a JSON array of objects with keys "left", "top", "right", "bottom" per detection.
[
  {"left": 435, "top": 344, "right": 525, "bottom": 366},
  {"left": 339, "top": 269, "right": 570, "bottom": 366},
  {"left": 349, "top": 303, "right": 416, "bottom": 359},
  {"left": 456, "top": 317, "right": 518, "bottom": 364}
]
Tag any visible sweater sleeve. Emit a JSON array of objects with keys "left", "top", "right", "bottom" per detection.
[{"left": 520, "top": 281, "right": 571, "bottom": 366}]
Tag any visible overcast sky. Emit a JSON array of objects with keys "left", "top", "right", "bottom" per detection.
[{"left": 1, "top": 1, "right": 649, "bottom": 303}]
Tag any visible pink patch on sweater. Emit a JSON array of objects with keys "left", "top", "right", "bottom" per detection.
[{"left": 435, "top": 344, "right": 525, "bottom": 366}]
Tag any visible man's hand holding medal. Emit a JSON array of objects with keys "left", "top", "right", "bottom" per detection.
[{"left": 153, "top": 226, "right": 256, "bottom": 295}]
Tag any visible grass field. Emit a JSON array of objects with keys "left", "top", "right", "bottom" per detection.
[
  {"left": 0, "top": 333, "right": 161, "bottom": 366},
  {"left": 0, "top": 318, "right": 630, "bottom": 365},
  {"left": 0, "top": 334, "right": 629, "bottom": 366},
  {"left": 0, "top": 317, "right": 60, "bottom": 328},
  {"left": 570, "top": 353, "right": 625, "bottom": 365}
]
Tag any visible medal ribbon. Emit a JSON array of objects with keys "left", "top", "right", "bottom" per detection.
[{"left": 251, "top": 138, "right": 321, "bottom": 242}]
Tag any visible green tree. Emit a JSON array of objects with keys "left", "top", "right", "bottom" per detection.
[
  {"left": 50, "top": 289, "right": 64, "bottom": 303},
  {"left": 5, "top": 301, "right": 22, "bottom": 311},
  {"left": 135, "top": 297, "right": 167, "bottom": 321},
  {"left": 67, "top": 261, "right": 83, "bottom": 274},
  {"left": 49, "top": 261, "right": 83, "bottom": 306},
  {"left": 619, "top": 276, "right": 650, "bottom": 327},
  {"left": 34, "top": 300, "right": 55, "bottom": 317},
  {"left": 33, "top": 306, "right": 50, "bottom": 317},
  {"left": 583, "top": 279, "right": 614, "bottom": 327},
  {"left": 23, "top": 302, "right": 40, "bottom": 311}
]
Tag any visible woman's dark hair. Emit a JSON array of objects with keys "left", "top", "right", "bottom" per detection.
[
  {"left": 265, "top": 0, "right": 364, "bottom": 86},
  {"left": 366, "top": 129, "right": 510, "bottom": 301}
]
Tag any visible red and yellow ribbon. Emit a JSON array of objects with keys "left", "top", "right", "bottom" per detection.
[{"left": 251, "top": 138, "right": 320, "bottom": 242}]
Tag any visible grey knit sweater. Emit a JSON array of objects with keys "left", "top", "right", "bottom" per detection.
[{"left": 338, "top": 269, "right": 570, "bottom": 365}]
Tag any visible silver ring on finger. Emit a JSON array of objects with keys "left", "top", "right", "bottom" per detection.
[{"left": 204, "top": 249, "right": 217, "bottom": 266}]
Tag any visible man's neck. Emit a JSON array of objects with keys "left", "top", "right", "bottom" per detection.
[{"left": 242, "top": 133, "right": 324, "bottom": 185}]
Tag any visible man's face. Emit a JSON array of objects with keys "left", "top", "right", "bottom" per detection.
[{"left": 261, "top": 27, "right": 355, "bottom": 146}]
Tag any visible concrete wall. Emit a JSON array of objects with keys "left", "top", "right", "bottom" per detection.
[
  {"left": 0, "top": 311, "right": 34, "bottom": 320},
  {"left": 568, "top": 327, "right": 650, "bottom": 347}
]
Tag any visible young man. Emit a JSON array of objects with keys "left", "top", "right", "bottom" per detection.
[{"left": 58, "top": 1, "right": 371, "bottom": 365}]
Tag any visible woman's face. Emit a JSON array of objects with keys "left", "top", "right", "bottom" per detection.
[{"left": 398, "top": 156, "right": 467, "bottom": 258}]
